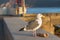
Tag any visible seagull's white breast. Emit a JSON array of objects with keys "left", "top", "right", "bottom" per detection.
[{"left": 33, "top": 18, "right": 42, "bottom": 31}]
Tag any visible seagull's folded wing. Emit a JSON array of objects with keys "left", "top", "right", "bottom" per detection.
[{"left": 26, "top": 20, "right": 39, "bottom": 30}]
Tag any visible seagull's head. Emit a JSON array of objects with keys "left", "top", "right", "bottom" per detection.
[{"left": 37, "top": 13, "right": 45, "bottom": 19}]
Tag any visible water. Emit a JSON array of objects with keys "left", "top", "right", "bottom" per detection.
[
  {"left": 1, "top": 7, "right": 60, "bottom": 15},
  {"left": 27, "top": 7, "right": 60, "bottom": 14}
]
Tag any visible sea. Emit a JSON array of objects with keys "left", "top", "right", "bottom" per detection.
[
  {"left": 0, "top": 7, "right": 60, "bottom": 15},
  {"left": 27, "top": 7, "right": 60, "bottom": 14}
]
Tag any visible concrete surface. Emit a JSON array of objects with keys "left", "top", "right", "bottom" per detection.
[
  {"left": 0, "top": 18, "right": 4, "bottom": 40},
  {"left": 3, "top": 17, "right": 60, "bottom": 40}
]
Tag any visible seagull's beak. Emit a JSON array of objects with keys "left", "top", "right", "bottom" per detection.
[{"left": 42, "top": 15, "right": 46, "bottom": 18}]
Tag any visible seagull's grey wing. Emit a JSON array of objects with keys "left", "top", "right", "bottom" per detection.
[
  {"left": 28, "top": 20, "right": 35, "bottom": 24},
  {"left": 26, "top": 20, "right": 39, "bottom": 30}
]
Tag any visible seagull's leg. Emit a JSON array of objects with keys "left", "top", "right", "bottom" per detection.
[
  {"left": 34, "top": 31, "right": 37, "bottom": 37},
  {"left": 33, "top": 31, "right": 37, "bottom": 37},
  {"left": 33, "top": 31, "right": 34, "bottom": 37}
]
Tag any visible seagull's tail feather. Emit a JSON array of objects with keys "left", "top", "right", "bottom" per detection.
[{"left": 19, "top": 27, "right": 24, "bottom": 31}]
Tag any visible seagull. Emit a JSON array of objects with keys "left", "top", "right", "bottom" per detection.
[{"left": 19, "top": 14, "right": 45, "bottom": 37}]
